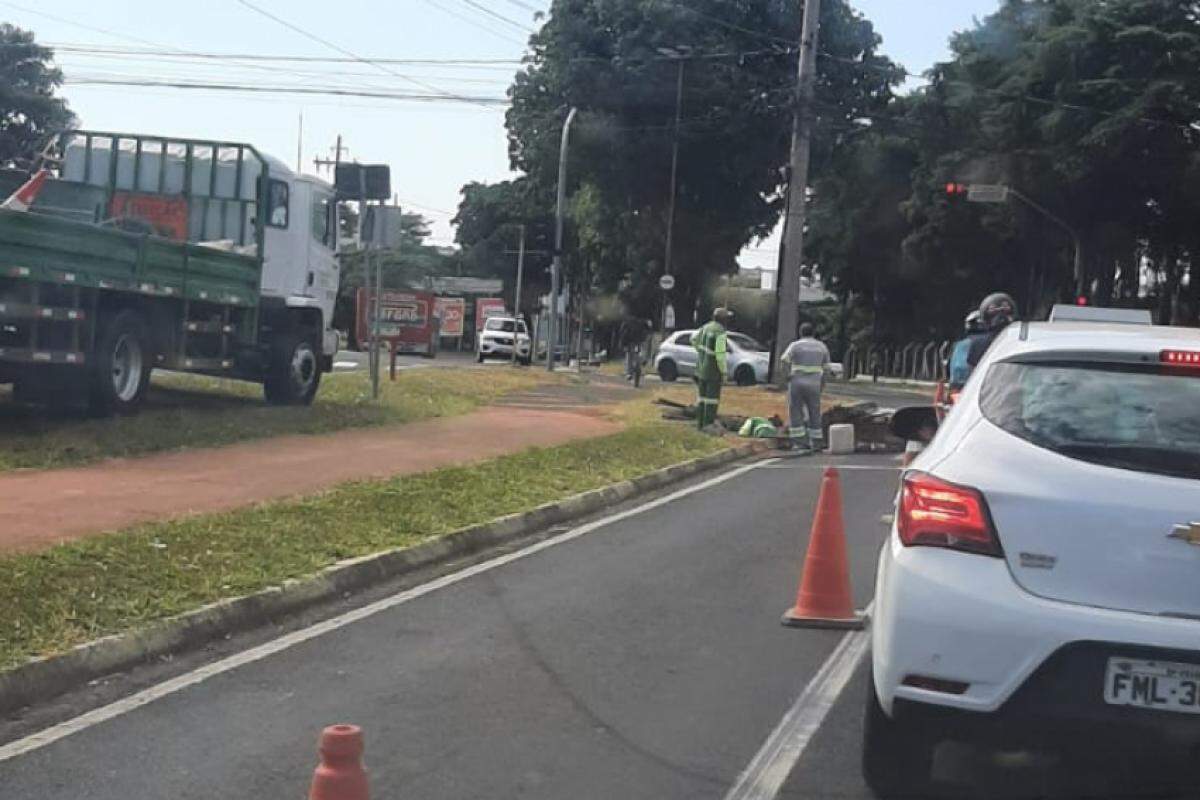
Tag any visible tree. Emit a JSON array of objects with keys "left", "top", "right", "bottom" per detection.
[
  {"left": 0, "top": 24, "right": 73, "bottom": 167},
  {"left": 807, "top": 0, "right": 1200, "bottom": 343},
  {"left": 502, "top": 0, "right": 902, "bottom": 326}
]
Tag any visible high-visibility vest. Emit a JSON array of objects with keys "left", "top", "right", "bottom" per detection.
[{"left": 694, "top": 321, "right": 728, "bottom": 381}]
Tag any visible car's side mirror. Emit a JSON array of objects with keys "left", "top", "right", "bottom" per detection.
[{"left": 890, "top": 406, "right": 939, "bottom": 443}]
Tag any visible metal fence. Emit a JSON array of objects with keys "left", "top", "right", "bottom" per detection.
[{"left": 841, "top": 341, "right": 953, "bottom": 383}]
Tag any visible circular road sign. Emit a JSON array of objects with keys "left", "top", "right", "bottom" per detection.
[{"left": 659, "top": 274, "right": 676, "bottom": 291}]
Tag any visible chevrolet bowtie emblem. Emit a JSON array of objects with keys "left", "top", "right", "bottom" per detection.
[{"left": 1168, "top": 522, "right": 1200, "bottom": 546}]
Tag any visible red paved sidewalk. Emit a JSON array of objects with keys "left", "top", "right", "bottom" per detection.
[{"left": 0, "top": 406, "right": 620, "bottom": 553}]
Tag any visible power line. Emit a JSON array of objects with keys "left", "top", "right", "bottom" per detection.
[
  {"left": 457, "top": 0, "right": 533, "bottom": 33},
  {"left": 499, "top": 0, "right": 542, "bottom": 13},
  {"left": 418, "top": 0, "right": 528, "bottom": 46},
  {"left": 0, "top": 1, "right": 376, "bottom": 93},
  {"left": 62, "top": 77, "right": 509, "bottom": 104},
  {"left": 233, "top": 0, "right": 496, "bottom": 109}
]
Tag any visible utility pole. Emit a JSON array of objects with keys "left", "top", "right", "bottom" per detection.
[
  {"left": 662, "top": 59, "right": 685, "bottom": 332},
  {"left": 512, "top": 223, "right": 526, "bottom": 366},
  {"left": 772, "top": 0, "right": 822, "bottom": 387},
  {"left": 312, "top": 135, "right": 348, "bottom": 176},
  {"left": 296, "top": 112, "right": 304, "bottom": 174},
  {"left": 547, "top": 107, "right": 578, "bottom": 372}
]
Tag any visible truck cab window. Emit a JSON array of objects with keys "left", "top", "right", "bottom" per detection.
[
  {"left": 311, "top": 194, "right": 334, "bottom": 249},
  {"left": 267, "top": 180, "right": 289, "bottom": 228}
]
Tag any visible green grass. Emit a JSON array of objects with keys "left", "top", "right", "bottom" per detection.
[
  {"left": 0, "top": 422, "right": 725, "bottom": 671},
  {"left": 0, "top": 367, "right": 549, "bottom": 472}
]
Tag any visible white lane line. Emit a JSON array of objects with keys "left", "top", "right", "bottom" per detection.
[
  {"left": 756, "top": 463, "right": 900, "bottom": 471},
  {"left": 0, "top": 459, "right": 776, "bottom": 764},
  {"left": 723, "top": 605, "right": 873, "bottom": 800}
]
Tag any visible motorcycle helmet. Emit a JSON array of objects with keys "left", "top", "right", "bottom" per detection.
[
  {"left": 964, "top": 309, "right": 983, "bottom": 333},
  {"left": 979, "top": 292, "right": 1017, "bottom": 330}
]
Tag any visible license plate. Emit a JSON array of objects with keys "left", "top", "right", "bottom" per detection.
[{"left": 1104, "top": 657, "right": 1200, "bottom": 714}]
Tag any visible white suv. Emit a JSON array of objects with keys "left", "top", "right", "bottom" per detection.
[
  {"left": 654, "top": 330, "right": 769, "bottom": 386},
  {"left": 477, "top": 317, "right": 531, "bottom": 364},
  {"left": 867, "top": 320, "right": 1200, "bottom": 796}
]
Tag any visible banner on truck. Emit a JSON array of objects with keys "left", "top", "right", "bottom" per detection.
[
  {"left": 109, "top": 192, "right": 189, "bottom": 241},
  {"left": 475, "top": 298, "right": 507, "bottom": 331},
  {"left": 435, "top": 297, "right": 465, "bottom": 337}
]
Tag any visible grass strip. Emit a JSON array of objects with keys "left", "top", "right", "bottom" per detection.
[
  {"left": 0, "top": 367, "right": 549, "bottom": 472},
  {"left": 0, "top": 423, "right": 727, "bottom": 671}
]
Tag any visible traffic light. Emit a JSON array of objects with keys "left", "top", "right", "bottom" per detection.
[
  {"left": 1076, "top": 295, "right": 1090, "bottom": 307},
  {"left": 945, "top": 182, "right": 969, "bottom": 197}
]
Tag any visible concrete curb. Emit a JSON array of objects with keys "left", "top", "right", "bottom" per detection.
[{"left": 0, "top": 442, "right": 766, "bottom": 716}]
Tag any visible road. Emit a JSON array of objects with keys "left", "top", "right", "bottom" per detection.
[{"left": 0, "top": 451, "right": 1170, "bottom": 799}]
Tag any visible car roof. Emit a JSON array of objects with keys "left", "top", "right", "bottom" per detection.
[{"left": 986, "top": 321, "right": 1200, "bottom": 363}]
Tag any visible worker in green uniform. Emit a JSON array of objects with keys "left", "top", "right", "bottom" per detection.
[{"left": 693, "top": 308, "right": 733, "bottom": 431}]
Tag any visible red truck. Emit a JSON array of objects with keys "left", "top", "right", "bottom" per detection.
[{"left": 354, "top": 289, "right": 439, "bottom": 358}]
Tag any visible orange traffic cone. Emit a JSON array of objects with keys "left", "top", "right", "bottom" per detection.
[
  {"left": 1, "top": 169, "right": 49, "bottom": 212},
  {"left": 782, "top": 467, "right": 865, "bottom": 630},
  {"left": 309, "top": 724, "right": 369, "bottom": 800}
]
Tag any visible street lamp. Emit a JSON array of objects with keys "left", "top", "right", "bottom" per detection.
[
  {"left": 547, "top": 107, "right": 578, "bottom": 372},
  {"left": 952, "top": 182, "right": 1085, "bottom": 298}
]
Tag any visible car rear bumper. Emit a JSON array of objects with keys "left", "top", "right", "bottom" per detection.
[{"left": 873, "top": 534, "right": 1200, "bottom": 729}]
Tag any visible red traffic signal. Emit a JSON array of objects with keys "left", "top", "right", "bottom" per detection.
[
  {"left": 1076, "top": 295, "right": 1089, "bottom": 307},
  {"left": 945, "top": 182, "right": 969, "bottom": 197}
]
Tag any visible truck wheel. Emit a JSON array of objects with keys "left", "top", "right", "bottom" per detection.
[
  {"left": 265, "top": 332, "right": 321, "bottom": 406},
  {"left": 89, "top": 310, "right": 152, "bottom": 416},
  {"left": 862, "top": 671, "right": 935, "bottom": 798}
]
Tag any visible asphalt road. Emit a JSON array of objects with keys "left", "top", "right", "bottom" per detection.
[
  {"left": 0, "top": 455, "right": 897, "bottom": 800},
  {"left": 5, "top": 445, "right": 1182, "bottom": 799}
]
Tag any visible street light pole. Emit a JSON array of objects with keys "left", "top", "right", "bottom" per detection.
[
  {"left": 1006, "top": 187, "right": 1084, "bottom": 298},
  {"left": 512, "top": 223, "right": 526, "bottom": 366},
  {"left": 662, "top": 59, "right": 685, "bottom": 332},
  {"left": 547, "top": 106, "right": 578, "bottom": 372},
  {"left": 771, "top": 0, "right": 822, "bottom": 388}
]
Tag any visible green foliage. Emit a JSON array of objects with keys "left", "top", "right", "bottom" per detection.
[
  {"left": 463, "top": 0, "right": 900, "bottom": 327},
  {"left": 810, "top": 0, "right": 1200, "bottom": 340},
  {"left": 0, "top": 24, "right": 73, "bottom": 166}
]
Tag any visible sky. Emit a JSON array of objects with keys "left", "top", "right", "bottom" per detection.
[{"left": 2, "top": 0, "right": 998, "bottom": 258}]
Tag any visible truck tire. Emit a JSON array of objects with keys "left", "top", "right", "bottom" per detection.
[
  {"left": 264, "top": 332, "right": 321, "bottom": 406},
  {"left": 89, "top": 310, "right": 152, "bottom": 416}
]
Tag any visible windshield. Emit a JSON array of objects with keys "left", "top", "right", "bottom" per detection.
[
  {"left": 981, "top": 361, "right": 1200, "bottom": 479},
  {"left": 485, "top": 319, "right": 524, "bottom": 333}
]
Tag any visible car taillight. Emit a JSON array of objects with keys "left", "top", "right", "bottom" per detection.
[
  {"left": 897, "top": 471, "right": 1001, "bottom": 557},
  {"left": 1161, "top": 350, "right": 1200, "bottom": 368}
]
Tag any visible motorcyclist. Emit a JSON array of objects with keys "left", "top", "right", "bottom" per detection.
[
  {"left": 947, "top": 310, "right": 983, "bottom": 391},
  {"left": 966, "top": 292, "right": 1018, "bottom": 369}
]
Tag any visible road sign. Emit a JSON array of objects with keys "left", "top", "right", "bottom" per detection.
[
  {"left": 659, "top": 275, "right": 676, "bottom": 291},
  {"left": 967, "top": 184, "right": 1010, "bottom": 204}
]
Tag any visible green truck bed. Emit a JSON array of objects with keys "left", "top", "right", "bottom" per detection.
[{"left": 0, "top": 208, "right": 259, "bottom": 308}]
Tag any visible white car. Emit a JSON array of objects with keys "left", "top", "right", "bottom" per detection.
[
  {"left": 867, "top": 320, "right": 1200, "bottom": 796},
  {"left": 477, "top": 316, "right": 531, "bottom": 364},
  {"left": 654, "top": 329, "right": 769, "bottom": 386}
]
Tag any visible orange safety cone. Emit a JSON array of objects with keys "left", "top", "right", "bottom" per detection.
[
  {"left": 782, "top": 467, "right": 865, "bottom": 630},
  {"left": 309, "top": 724, "right": 369, "bottom": 800},
  {"left": 1, "top": 169, "right": 49, "bottom": 212}
]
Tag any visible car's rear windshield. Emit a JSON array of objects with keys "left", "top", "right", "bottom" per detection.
[{"left": 980, "top": 360, "right": 1200, "bottom": 480}]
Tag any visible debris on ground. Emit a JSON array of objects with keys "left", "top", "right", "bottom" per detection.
[{"left": 821, "top": 402, "right": 903, "bottom": 451}]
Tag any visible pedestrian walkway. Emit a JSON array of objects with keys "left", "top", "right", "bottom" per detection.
[{"left": 0, "top": 405, "right": 621, "bottom": 554}]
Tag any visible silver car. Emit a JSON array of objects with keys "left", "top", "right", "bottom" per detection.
[{"left": 654, "top": 330, "right": 769, "bottom": 386}]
